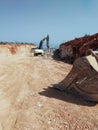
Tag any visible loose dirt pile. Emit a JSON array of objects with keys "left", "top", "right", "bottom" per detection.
[{"left": 0, "top": 56, "right": 98, "bottom": 130}]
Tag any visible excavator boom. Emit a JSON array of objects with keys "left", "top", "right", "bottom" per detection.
[{"left": 39, "top": 35, "right": 50, "bottom": 50}]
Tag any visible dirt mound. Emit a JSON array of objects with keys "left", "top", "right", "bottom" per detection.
[
  {"left": 0, "top": 43, "right": 36, "bottom": 57},
  {"left": 59, "top": 55, "right": 98, "bottom": 102},
  {"left": 56, "top": 33, "right": 98, "bottom": 63}
]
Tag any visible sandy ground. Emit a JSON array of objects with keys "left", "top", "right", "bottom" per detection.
[{"left": 0, "top": 56, "right": 97, "bottom": 130}]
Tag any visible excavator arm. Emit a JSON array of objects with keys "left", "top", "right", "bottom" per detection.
[
  {"left": 46, "top": 35, "right": 49, "bottom": 50},
  {"left": 39, "top": 35, "right": 50, "bottom": 50}
]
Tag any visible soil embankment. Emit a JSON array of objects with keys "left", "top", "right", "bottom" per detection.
[
  {"left": 55, "top": 33, "right": 98, "bottom": 62},
  {"left": 0, "top": 43, "right": 36, "bottom": 57}
]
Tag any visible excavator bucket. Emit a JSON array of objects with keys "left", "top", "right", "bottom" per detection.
[{"left": 58, "top": 54, "right": 98, "bottom": 102}]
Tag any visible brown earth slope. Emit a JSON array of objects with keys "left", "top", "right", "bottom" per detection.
[
  {"left": 0, "top": 56, "right": 98, "bottom": 130},
  {"left": 57, "top": 33, "right": 98, "bottom": 62}
]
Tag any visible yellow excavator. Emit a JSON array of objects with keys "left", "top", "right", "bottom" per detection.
[{"left": 33, "top": 35, "right": 50, "bottom": 56}]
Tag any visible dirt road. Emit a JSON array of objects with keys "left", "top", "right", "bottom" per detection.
[{"left": 0, "top": 57, "right": 97, "bottom": 130}]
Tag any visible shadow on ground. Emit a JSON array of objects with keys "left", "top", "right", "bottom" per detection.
[
  {"left": 52, "top": 49, "right": 74, "bottom": 64},
  {"left": 39, "top": 84, "right": 97, "bottom": 107}
]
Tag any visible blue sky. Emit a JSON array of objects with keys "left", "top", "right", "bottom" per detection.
[{"left": 0, "top": 0, "right": 98, "bottom": 47}]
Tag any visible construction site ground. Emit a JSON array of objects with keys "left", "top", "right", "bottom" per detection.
[{"left": 0, "top": 56, "right": 98, "bottom": 130}]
